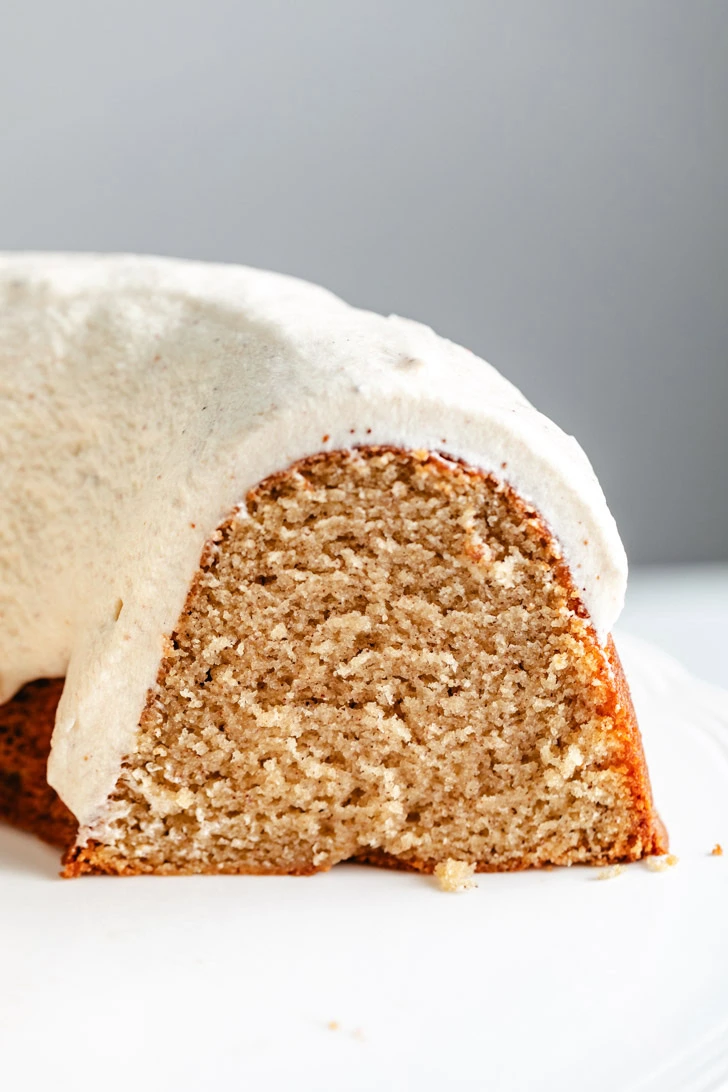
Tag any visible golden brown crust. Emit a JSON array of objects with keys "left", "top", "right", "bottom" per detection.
[
  {"left": 600, "top": 637, "right": 669, "bottom": 856},
  {"left": 62, "top": 841, "right": 322, "bottom": 877},
  {"left": 0, "top": 678, "right": 77, "bottom": 850}
]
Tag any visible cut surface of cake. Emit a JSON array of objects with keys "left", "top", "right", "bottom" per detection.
[{"left": 0, "top": 253, "right": 667, "bottom": 875}]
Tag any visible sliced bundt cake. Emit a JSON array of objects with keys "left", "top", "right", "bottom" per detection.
[{"left": 0, "top": 254, "right": 666, "bottom": 876}]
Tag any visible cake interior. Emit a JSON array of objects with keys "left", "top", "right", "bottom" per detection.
[{"left": 64, "top": 446, "right": 662, "bottom": 875}]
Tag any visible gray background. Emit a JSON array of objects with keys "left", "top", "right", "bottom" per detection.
[{"left": 2, "top": 0, "right": 726, "bottom": 563}]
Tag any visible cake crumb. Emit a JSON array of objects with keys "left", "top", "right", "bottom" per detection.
[
  {"left": 711, "top": 843, "right": 723, "bottom": 857},
  {"left": 327, "top": 1020, "right": 339, "bottom": 1032},
  {"left": 645, "top": 854, "right": 678, "bottom": 872},
  {"left": 434, "top": 859, "right": 477, "bottom": 892},
  {"left": 93, "top": 448, "right": 661, "bottom": 877},
  {"left": 596, "top": 864, "right": 624, "bottom": 881}
]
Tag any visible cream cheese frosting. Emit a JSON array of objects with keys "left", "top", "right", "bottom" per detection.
[{"left": 0, "top": 253, "right": 627, "bottom": 831}]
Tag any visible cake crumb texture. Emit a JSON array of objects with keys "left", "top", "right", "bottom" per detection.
[
  {"left": 0, "top": 446, "right": 663, "bottom": 877},
  {"left": 57, "top": 448, "right": 668, "bottom": 876},
  {"left": 435, "top": 859, "right": 477, "bottom": 892},
  {"left": 63, "top": 448, "right": 665, "bottom": 877}
]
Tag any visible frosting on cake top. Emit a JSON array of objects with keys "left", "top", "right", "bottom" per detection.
[{"left": 0, "top": 253, "right": 627, "bottom": 830}]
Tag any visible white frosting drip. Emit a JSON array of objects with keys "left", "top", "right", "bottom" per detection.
[{"left": 0, "top": 253, "right": 627, "bottom": 829}]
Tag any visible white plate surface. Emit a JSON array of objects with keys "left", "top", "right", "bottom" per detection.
[{"left": 1, "top": 635, "right": 727, "bottom": 1092}]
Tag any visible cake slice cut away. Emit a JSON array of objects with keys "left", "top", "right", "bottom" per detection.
[{"left": 58, "top": 447, "right": 665, "bottom": 875}]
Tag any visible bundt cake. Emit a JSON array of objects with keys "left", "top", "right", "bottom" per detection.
[{"left": 0, "top": 253, "right": 667, "bottom": 877}]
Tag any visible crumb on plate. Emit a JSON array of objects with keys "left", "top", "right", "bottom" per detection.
[
  {"left": 645, "top": 854, "right": 678, "bottom": 872},
  {"left": 596, "top": 864, "right": 624, "bottom": 881},
  {"left": 711, "top": 843, "right": 723, "bottom": 857},
  {"left": 434, "top": 858, "right": 477, "bottom": 892}
]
